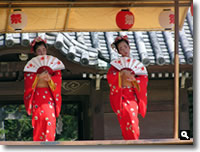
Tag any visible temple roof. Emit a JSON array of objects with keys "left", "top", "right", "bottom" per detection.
[{"left": 0, "top": 11, "right": 193, "bottom": 70}]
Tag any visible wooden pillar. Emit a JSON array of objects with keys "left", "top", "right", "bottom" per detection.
[
  {"left": 179, "top": 88, "right": 190, "bottom": 131},
  {"left": 90, "top": 79, "right": 104, "bottom": 140},
  {"left": 174, "top": 0, "right": 180, "bottom": 139}
]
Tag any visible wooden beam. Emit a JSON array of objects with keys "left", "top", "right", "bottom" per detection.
[
  {"left": 63, "top": 7, "right": 71, "bottom": 31},
  {"left": 0, "top": 0, "right": 192, "bottom": 8},
  {"left": 0, "top": 138, "right": 193, "bottom": 145},
  {"left": 62, "top": 80, "right": 90, "bottom": 95},
  {"left": 0, "top": 46, "right": 30, "bottom": 56},
  {"left": 5, "top": 2, "right": 11, "bottom": 33},
  {"left": 0, "top": 61, "right": 193, "bottom": 74},
  {"left": 0, "top": 80, "right": 91, "bottom": 97},
  {"left": 0, "top": 81, "right": 23, "bottom": 96},
  {"left": 147, "top": 65, "right": 192, "bottom": 73}
]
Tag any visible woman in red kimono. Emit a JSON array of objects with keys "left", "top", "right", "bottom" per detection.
[
  {"left": 107, "top": 35, "right": 148, "bottom": 140},
  {"left": 23, "top": 37, "right": 63, "bottom": 141}
]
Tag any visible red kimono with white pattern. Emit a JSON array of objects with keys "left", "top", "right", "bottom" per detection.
[
  {"left": 107, "top": 66, "right": 148, "bottom": 140},
  {"left": 24, "top": 70, "right": 62, "bottom": 141}
]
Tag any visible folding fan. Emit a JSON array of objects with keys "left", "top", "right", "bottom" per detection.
[
  {"left": 110, "top": 57, "right": 148, "bottom": 75},
  {"left": 24, "top": 55, "right": 65, "bottom": 73}
]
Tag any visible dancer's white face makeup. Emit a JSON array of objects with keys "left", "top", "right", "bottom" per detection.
[
  {"left": 35, "top": 44, "right": 47, "bottom": 55},
  {"left": 117, "top": 41, "right": 130, "bottom": 57}
]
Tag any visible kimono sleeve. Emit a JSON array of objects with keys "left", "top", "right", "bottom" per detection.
[
  {"left": 107, "top": 66, "right": 121, "bottom": 90},
  {"left": 107, "top": 66, "right": 121, "bottom": 113},
  {"left": 49, "top": 70, "right": 62, "bottom": 118},
  {"left": 134, "top": 75, "right": 148, "bottom": 118},
  {"left": 24, "top": 72, "right": 37, "bottom": 115}
]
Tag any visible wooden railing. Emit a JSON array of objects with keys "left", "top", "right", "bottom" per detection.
[{"left": 0, "top": 138, "right": 193, "bottom": 145}]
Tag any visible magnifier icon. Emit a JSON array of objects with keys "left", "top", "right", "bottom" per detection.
[{"left": 181, "top": 131, "right": 189, "bottom": 139}]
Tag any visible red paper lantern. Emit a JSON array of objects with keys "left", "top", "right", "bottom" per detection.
[
  {"left": 159, "top": 10, "right": 174, "bottom": 29},
  {"left": 8, "top": 9, "right": 27, "bottom": 30},
  {"left": 191, "top": 3, "right": 193, "bottom": 16},
  {"left": 116, "top": 9, "right": 134, "bottom": 30}
]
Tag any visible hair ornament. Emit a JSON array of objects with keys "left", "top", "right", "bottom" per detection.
[{"left": 30, "top": 37, "right": 47, "bottom": 53}]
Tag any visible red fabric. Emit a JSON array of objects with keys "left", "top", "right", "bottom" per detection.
[
  {"left": 32, "top": 88, "right": 56, "bottom": 141},
  {"left": 24, "top": 70, "right": 62, "bottom": 141},
  {"left": 107, "top": 66, "right": 148, "bottom": 140},
  {"left": 37, "top": 66, "right": 54, "bottom": 75},
  {"left": 50, "top": 70, "right": 62, "bottom": 118}
]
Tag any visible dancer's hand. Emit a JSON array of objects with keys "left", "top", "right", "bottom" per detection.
[
  {"left": 38, "top": 71, "right": 51, "bottom": 81},
  {"left": 43, "top": 73, "right": 51, "bottom": 82},
  {"left": 121, "top": 69, "right": 136, "bottom": 82}
]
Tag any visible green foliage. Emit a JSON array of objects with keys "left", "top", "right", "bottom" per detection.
[
  {"left": 4, "top": 119, "right": 32, "bottom": 141},
  {"left": 56, "top": 104, "right": 78, "bottom": 141},
  {"left": 56, "top": 115, "right": 78, "bottom": 141},
  {"left": 0, "top": 104, "right": 32, "bottom": 141},
  {"left": 0, "top": 128, "right": 8, "bottom": 135},
  {"left": 0, "top": 103, "right": 78, "bottom": 141}
]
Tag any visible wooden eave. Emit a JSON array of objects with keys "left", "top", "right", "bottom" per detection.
[{"left": 0, "top": 0, "right": 191, "bottom": 8}]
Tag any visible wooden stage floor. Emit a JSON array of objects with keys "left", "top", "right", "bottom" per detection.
[{"left": 0, "top": 138, "right": 193, "bottom": 145}]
